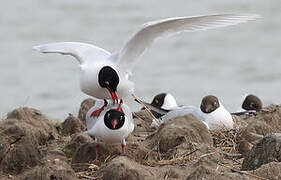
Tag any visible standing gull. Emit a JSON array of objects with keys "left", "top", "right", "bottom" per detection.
[{"left": 85, "top": 99, "right": 134, "bottom": 162}]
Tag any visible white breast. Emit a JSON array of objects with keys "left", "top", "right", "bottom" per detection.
[
  {"left": 202, "top": 104, "right": 233, "bottom": 130},
  {"left": 85, "top": 100, "right": 134, "bottom": 144}
]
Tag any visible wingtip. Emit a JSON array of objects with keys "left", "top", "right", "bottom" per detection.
[
  {"left": 32, "top": 45, "right": 42, "bottom": 52},
  {"left": 232, "top": 13, "right": 262, "bottom": 21},
  {"left": 243, "top": 13, "right": 262, "bottom": 20}
]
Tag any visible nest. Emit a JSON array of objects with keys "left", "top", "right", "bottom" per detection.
[{"left": 210, "top": 116, "right": 248, "bottom": 154}]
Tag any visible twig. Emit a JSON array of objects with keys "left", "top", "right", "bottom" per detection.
[
  {"left": 199, "top": 151, "right": 218, "bottom": 159},
  {"left": 131, "top": 94, "right": 160, "bottom": 126},
  {"left": 218, "top": 163, "right": 269, "bottom": 180},
  {"left": 77, "top": 175, "right": 97, "bottom": 180},
  {"left": 183, "top": 148, "right": 199, "bottom": 157}
]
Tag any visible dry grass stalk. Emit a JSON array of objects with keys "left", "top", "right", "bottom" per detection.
[
  {"left": 211, "top": 122, "right": 247, "bottom": 155},
  {"left": 132, "top": 94, "right": 160, "bottom": 126},
  {"left": 144, "top": 148, "right": 202, "bottom": 166}
]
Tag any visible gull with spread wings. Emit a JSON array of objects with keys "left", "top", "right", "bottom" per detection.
[{"left": 33, "top": 14, "right": 259, "bottom": 116}]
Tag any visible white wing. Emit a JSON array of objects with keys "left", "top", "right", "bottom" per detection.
[
  {"left": 85, "top": 100, "right": 105, "bottom": 130},
  {"left": 33, "top": 42, "right": 111, "bottom": 64},
  {"left": 115, "top": 14, "right": 260, "bottom": 75}
]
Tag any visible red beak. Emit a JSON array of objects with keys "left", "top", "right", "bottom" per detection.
[
  {"left": 108, "top": 89, "right": 119, "bottom": 104},
  {"left": 112, "top": 119, "right": 118, "bottom": 129}
]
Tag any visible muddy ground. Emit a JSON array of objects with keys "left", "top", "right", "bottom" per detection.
[{"left": 1, "top": 98, "right": 281, "bottom": 180}]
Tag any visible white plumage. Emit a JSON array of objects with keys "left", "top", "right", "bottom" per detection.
[
  {"left": 33, "top": 14, "right": 260, "bottom": 100},
  {"left": 149, "top": 95, "right": 233, "bottom": 130},
  {"left": 85, "top": 100, "right": 134, "bottom": 145}
]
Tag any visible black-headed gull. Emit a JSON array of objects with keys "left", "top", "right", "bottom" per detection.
[
  {"left": 141, "top": 93, "right": 178, "bottom": 118},
  {"left": 232, "top": 94, "right": 263, "bottom": 115},
  {"left": 139, "top": 94, "right": 233, "bottom": 130},
  {"left": 85, "top": 99, "right": 134, "bottom": 162},
  {"left": 33, "top": 14, "right": 259, "bottom": 104},
  {"left": 241, "top": 94, "right": 262, "bottom": 111}
]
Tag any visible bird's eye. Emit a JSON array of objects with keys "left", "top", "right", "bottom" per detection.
[
  {"left": 213, "top": 102, "right": 217, "bottom": 106},
  {"left": 107, "top": 113, "right": 110, "bottom": 119},
  {"left": 250, "top": 102, "right": 256, "bottom": 108},
  {"left": 105, "top": 81, "right": 109, "bottom": 85}
]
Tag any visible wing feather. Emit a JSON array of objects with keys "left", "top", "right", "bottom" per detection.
[
  {"left": 116, "top": 14, "right": 260, "bottom": 75},
  {"left": 33, "top": 42, "right": 111, "bottom": 64}
]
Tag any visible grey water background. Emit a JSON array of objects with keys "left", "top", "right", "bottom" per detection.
[{"left": 1, "top": 0, "right": 280, "bottom": 121}]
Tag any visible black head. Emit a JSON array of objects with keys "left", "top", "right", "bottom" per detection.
[
  {"left": 242, "top": 94, "right": 262, "bottom": 111},
  {"left": 98, "top": 66, "right": 119, "bottom": 92},
  {"left": 104, "top": 109, "right": 125, "bottom": 130},
  {"left": 200, "top": 95, "right": 220, "bottom": 113},
  {"left": 151, "top": 93, "right": 166, "bottom": 108}
]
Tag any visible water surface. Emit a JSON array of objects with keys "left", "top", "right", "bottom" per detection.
[{"left": 1, "top": 0, "right": 280, "bottom": 120}]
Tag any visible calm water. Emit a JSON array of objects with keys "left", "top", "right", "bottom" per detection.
[{"left": 1, "top": 0, "right": 281, "bottom": 121}]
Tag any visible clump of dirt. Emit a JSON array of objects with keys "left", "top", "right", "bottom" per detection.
[
  {"left": 0, "top": 107, "right": 59, "bottom": 175},
  {"left": 62, "top": 114, "right": 86, "bottom": 136},
  {"left": 63, "top": 133, "right": 92, "bottom": 158},
  {"left": 6, "top": 107, "right": 58, "bottom": 145},
  {"left": 0, "top": 123, "right": 42, "bottom": 175},
  {"left": 18, "top": 154, "right": 77, "bottom": 180},
  {"left": 240, "top": 105, "right": 281, "bottom": 144},
  {"left": 78, "top": 98, "right": 95, "bottom": 126},
  {"left": 71, "top": 142, "right": 120, "bottom": 169},
  {"left": 253, "top": 162, "right": 281, "bottom": 180},
  {"left": 98, "top": 156, "right": 152, "bottom": 180},
  {"left": 146, "top": 115, "right": 212, "bottom": 157}
]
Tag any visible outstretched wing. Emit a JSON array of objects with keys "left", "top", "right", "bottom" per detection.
[
  {"left": 33, "top": 42, "right": 111, "bottom": 64},
  {"left": 115, "top": 14, "right": 260, "bottom": 76}
]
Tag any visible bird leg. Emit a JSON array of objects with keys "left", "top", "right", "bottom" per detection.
[
  {"left": 91, "top": 143, "right": 100, "bottom": 166},
  {"left": 95, "top": 143, "right": 99, "bottom": 161},
  {"left": 90, "top": 99, "right": 108, "bottom": 117},
  {"left": 121, "top": 139, "right": 126, "bottom": 154}
]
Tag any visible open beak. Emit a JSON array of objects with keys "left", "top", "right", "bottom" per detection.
[
  {"left": 108, "top": 89, "right": 119, "bottom": 104},
  {"left": 112, "top": 119, "right": 118, "bottom": 129}
]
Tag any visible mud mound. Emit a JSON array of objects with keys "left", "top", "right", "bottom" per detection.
[
  {"left": 0, "top": 107, "right": 59, "bottom": 176},
  {"left": 242, "top": 133, "right": 281, "bottom": 170},
  {"left": 146, "top": 115, "right": 212, "bottom": 157},
  {"left": 19, "top": 154, "right": 77, "bottom": 180},
  {"left": 6, "top": 107, "right": 58, "bottom": 145},
  {"left": 0, "top": 123, "right": 42, "bottom": 174},
  {"left": 63, "top": 133, "right": 92, "bottom": 157},
  {"left": 253, "top": 162, "right": 281, "bottom": 180},
  {"left": 71, "top": 142, "right": 120, "bottom": 170},
  {"left": 62, "top": 114, "right": 86, "bottom": 136},
  {"left": 241, "top": 105, "right": 281, "bottom": 143},
  {"left": 78, "top": 98, "right": 95, "bottom": 126},
  {"left": 99, "top": 156, "right": 150, "bottom": 180},
  {"left": 96, "top": 156, "right": 191, "bottom": 180}
]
